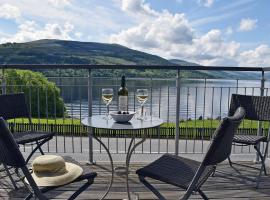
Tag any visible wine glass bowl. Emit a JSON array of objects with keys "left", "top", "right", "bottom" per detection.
[
  {"left": 102, "top": 93, "right": 113, "bottom": 105},
  {"left": 102, "top": 88, "right": 113, "bottom": 119},
  {"left": 136, "top": 89, "right": 148, "bottom": 120}
]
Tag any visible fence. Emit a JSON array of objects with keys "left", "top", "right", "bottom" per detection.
[{"left": 1, "top": 64, "right": 270, "bottom": 159}]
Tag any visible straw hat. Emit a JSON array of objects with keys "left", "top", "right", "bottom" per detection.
[{"left": 25, "top": 155, "right": 83, "bottom": 187}]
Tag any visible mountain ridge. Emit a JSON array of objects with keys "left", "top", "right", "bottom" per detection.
[
  {"left": 0, "top": 39, "right": 171, "bottom": 65},
  {"left": 0, "top": 39, "right": 259, "bottom": 79}
]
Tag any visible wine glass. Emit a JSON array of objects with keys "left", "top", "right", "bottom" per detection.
[
  {"left": 102, "top": 88, "right": 113, "bottom": 120},
  {"left": 136, "top": 89, "right": 148, "bottom": 120}
]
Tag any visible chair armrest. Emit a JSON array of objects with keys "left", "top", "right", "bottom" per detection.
[{"left": 73, "top": 172, "right": 97, "bottom": 182}]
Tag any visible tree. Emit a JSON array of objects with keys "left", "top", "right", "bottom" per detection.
[{"left": 3, "top": 69, "right": 65, "bottom": 118}]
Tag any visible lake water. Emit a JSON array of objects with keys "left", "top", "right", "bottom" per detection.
[{"left": 50, "top": 77, "right": 269, "bottom": 122}]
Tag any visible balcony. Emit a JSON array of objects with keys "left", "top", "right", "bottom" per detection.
[
  {"left": 1, "top": 162, "right": 270, "bottom": 199},
  {"left": 1, "top": 64, "right": 270, "bottom": 199}
]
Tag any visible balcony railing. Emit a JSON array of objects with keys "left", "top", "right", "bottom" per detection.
[{"left": 1, "top": 64, "right": 270, "bottom": 162}]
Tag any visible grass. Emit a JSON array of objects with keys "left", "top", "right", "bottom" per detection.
[
  {"left": 8, "top": 118, "right": 81, "bottom": 125},
  {"left": 168, "top": 119, "right": 266, "bottom": 129},
  {"left": 8, "top": 118, "right": 267, "bottom": 129}
]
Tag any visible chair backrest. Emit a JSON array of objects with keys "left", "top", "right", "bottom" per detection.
[
  {"left": 202, "top": 107, "right": 245, "bottom": 166},
  {"left": 0, "top": 117, "right": 26, "bottom": 168},
  {"left": 229, "top": 94, "right": 270, "bottom": 121},
  {"left": 0, "top": 93, "right": 30, "bottom": 120},
  {"left": 182, "top": 107, "right": 245, "bottom": 199}
]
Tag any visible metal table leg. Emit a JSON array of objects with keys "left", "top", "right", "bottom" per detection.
[
  {"left": 89, "top": 128, "right": 114, "bottom": 200},
  {"left": 126, "top": 133, "right": 146, "bottom": 200}
]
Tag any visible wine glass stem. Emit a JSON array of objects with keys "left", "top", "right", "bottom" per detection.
[
  {"left": 107, "top": 104, "right": 110, "bottom": 118},
  {"left": 141, "top": 105, "right": 144, "bottom": 118}
]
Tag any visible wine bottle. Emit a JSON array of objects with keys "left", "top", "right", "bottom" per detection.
[{"left": 118, "top": 75, "right": 128, "bottom": 111}]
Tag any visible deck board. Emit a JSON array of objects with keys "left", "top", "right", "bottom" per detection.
[{"left": 1, "top": 160, "right": 270, "bottom": 199}]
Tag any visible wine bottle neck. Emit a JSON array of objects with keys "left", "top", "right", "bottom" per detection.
[{"left": 121, "top": 76, "right": 126, "bottom": 87}]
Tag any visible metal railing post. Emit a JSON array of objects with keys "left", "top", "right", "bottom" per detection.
[
  {"left": 256, "top": 70, "right": 265, "bottom": 162},
  {"left": 1, "top": 68, "right": 6, "bottom": 94},
  {"left": 88, "top": 69, "right": 94, "bottom": 163},
  {"left": 175, "top": 69, "right": 181, "bottom": 155}
]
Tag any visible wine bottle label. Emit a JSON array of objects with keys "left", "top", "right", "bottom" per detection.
[{"left": 119, "top": 96, "right": 128, "bottom": 111}]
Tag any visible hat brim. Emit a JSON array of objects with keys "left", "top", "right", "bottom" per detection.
[{"left": 25, "top": 162, "right": 83, "bottom": 187}]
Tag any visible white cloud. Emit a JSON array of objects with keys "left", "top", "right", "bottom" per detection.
[
  {"left": 198, "top": 0, "right": 214, "bottom": 7},
  {"left": 121, "top": 0, "right": 158, "bottom": 16},
  {"left": 47, "top": 0, "right": 72, "bottom": 7},
  {"left": 238, "top": 45, "right": 270, "bottom": 67},
  {"left": 167, "top": 29, "right": 240, "bottom": 66},
  {"left": 110, "top": 11, "right": 194, "bottom": 50},
  {"left": 75, "top": 31, "right": 82, "bottom": 38},
  {"left": 0, "top": 0, "right": 127, "bottom": 40},
  {"left": 109, "top": 0, "right": 270, "bottom": 67},
  {"left": 194, "top": 30, "right": 240, "bottom": 57},
  {"left": 0, "top": 0, "right": 268, "bottom": 67},
  {"left": 0, "top": 21, "right": 74, "bottom": 43},
  {"left": 110, "top": 1, "right": 241, "bottom": 66},
  {"left": 238, "top": 18, "right": 257, "bottom": 32},
  {"left": 0, "top": 4, "right": 21, "bottom": 19}
]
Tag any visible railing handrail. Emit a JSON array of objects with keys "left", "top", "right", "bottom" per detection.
[
  {"left": 1, "top": 63, "right": 269, "bottom": 158},
  {"left": 0, "top": 64, "right": 266, "bottom": 71}
]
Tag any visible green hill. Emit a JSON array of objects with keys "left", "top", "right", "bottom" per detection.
[
  {"left": 0, "top": 39, "right": 179, "bottom": 77},
  {"left": 0, "top": 39, "right": 258, "bottom": 79},
  {"left": 0, "top": 39, "right": 172, "bottom": 65}
]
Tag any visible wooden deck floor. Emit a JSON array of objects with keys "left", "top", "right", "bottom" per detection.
[{"left": 1, "top": 159, "right": 270, "bottom": 199}]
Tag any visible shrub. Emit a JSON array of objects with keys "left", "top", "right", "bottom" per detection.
[{"left": 3, "top": 69, "right": 65, "bottom": 117}]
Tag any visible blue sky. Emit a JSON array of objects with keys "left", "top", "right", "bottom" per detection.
[{"left": 0, "top": 0, "right": 270, "bottom": 67}]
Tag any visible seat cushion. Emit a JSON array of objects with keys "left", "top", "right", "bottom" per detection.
[
  {"left": 136, "top": 154, "right": 213, "bottom": 189},
  {"left": 13, "top": 131, "right": 55, "bottom": 144},
  {"left": 233, "top": 135, "right": 266, "bottom": 145}
]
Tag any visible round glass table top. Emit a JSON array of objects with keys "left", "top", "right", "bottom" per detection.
[{"left": 81, "top": 115, "right": 163, "bottom": 130}]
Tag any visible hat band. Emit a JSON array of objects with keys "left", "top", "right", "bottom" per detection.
[{"left": 34, "top": 167, "right": 67, "bottom": 177}]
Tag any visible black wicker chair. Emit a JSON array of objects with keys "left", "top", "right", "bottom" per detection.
[
  {"left": 0, "top": 93, "right": 55, "bottom": 164},
  {"left": 228, "top": 94, "right": 270, "bottom": 188},
  {"left": 0, "top": 117, "right": 97, "bottom": 200},
  {"left": 136, "top": 108, "right": 245, "bottom": 200},
  {"left": 136, "top": 107, "right": 245, "bottom": 200}
]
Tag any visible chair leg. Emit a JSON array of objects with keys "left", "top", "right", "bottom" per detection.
[
  {"left": 228, "top": 143, "right": 267, "bottom": 188},
  {"left": 254, "top": 145, "right": 267, "bottom": 175},
  {"left": 3, "top": 163, "right": 17, "bottom": 190},
  {"left": 255, "top": 141, "right": 269, "bottom": 188},
  {"left": 68, "top": 179, "right": 94, "bottom": 200},
  {"left": 138, "top": 176, "right": 166, "bottom": 200},
  {"left": 228, "top": 156, "right": 233, "bottom": 167},
  {"left": 197, "top": 189, "right": 209, "bottom": 200},
  {"left": 22, "top": 166, "right": 47, "bottom": 200},
  {"left": 25, "top": 137, "right": 52, "bottom": 164},
  {"left": 182, "top": 166, "right": 206, "bottom": 200},
  {"left": 211, "top": 166, "right": 217, "bottom": 177},
  {"left": 36, "top": 141, "right": 45, "bottom": 155},
  {"left": 254, "top": 144, "right": 266, "bottom": 188},
  {"left": 262, "top": 141, "right": 269, "bottom": 176}
]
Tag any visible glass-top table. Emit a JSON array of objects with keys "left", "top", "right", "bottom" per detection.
[
  {"left": 81, "top": 115, "right": 163, "bottom": 200},
  {"left": 81, "top": 115, "right": 163, "bottom": 130}
]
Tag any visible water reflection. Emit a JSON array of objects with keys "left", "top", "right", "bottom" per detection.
[{"left": 49, "top": 77, "right": 267, "bottom": 122}]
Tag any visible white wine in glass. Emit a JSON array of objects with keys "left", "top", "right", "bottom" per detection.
[
  {"left": 102, "top": 88, "right": 113, "bottom": 119},
  {"left": 136, "top": 89, "right": 148, "bottom": 120},
  {"left": 102, "top": 94, "right": 113, "bottom": 105},
  {"left": 137, "top": 94, "right": 148, "bottom": 104}
]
